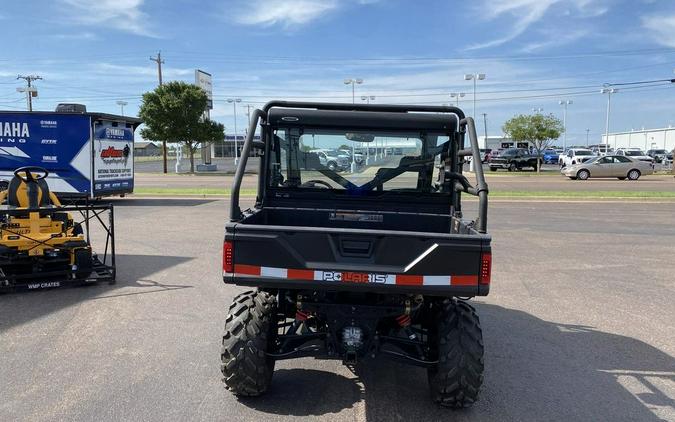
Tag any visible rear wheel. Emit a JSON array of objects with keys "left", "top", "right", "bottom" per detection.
[
  {"left": 221, "top": 290, "right": 277, "bottom": 396},
  {"left": 489, "top": 167, "right": 497, "bottom": 172},
  {"left": 577, "top": 169, "right": 590, "bottom": 180},
  {"left": 627, "top": 169, "right": 641, "bottom": 180},
  {"left": 428, "top": 299, "right": 484, "bottom": 408}
]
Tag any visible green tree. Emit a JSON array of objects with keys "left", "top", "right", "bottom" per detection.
[
  {"left": 502, "top": 113, "right": 564, "bottom": 172},
  {"left": 139, "top": 81, "right": 225, "bottom": 173}
]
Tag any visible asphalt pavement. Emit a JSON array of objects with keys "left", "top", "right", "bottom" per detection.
[{"left": 1, "top": 199, "right": 674, "bottom": 421}]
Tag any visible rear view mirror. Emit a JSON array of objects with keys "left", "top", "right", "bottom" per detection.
[{"left": 345, "top": 132, "right": 375, "bottom": 143}]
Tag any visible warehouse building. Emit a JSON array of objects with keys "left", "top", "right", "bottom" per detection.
[{"left": 602, "top": 127, "right": 675, "bottom": 152}]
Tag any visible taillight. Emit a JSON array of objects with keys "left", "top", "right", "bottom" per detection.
[
  {"left": 480, "top": 252, "right": 491, "bottom": 285},
  {"left": 223, "top": 240, "right": 234, "bottom": 273}
]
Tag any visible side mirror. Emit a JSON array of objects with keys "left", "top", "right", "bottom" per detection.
[{"left": 252, "top": 140, "right": 265, "bottom": 150}]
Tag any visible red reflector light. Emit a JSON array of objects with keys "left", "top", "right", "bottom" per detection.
[
  {"left": 223, "top": 241, "right": 234, "bottom": 273},
  {"left": 480, "top": 252, "right": 491, "bottom": 285}
]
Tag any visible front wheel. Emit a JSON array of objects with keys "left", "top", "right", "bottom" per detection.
[
  {"left": 627, "top": 169, "right": 641, "bottom": 180},
  {"left": 221, "top": 290, "right": 277, "bottom": 396},
  {"left": 508, "top": 162, "right": 517, "bottom": 172},
  {"left": 489, "top": 167, "right": 497, "bottom": 172},
  {"left": 428, "top": 299, "right": 484, "bottom": 408},
  {"left": 327, "top": 162, "right": 337, "bottom": 171},
  {"left": 577, "top": 169, "right": 590, "bottom": 180}
]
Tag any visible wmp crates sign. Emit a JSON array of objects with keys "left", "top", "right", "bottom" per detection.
[{"left": 93, "top": 122, "right": 134, "bottom": 195}]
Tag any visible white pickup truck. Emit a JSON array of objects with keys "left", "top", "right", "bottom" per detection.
[{"left": 561, "top": 148, "right": 595, "bottom": 168}]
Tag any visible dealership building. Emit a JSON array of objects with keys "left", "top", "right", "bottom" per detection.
[{"left": 602, "top": 127, "right": 675, "bottom": 152}]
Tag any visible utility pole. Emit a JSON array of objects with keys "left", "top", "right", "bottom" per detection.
[
  {"left": 150, "top": 51, "right": 167, "bottom": 173},
  {"left": 586, "top": 128, "right": 590, "bottom": 147},
  {"left": 150, "top": 51, "right": 164, "bottom": 85},
  {"left": 16, "top": 75, "right": 42, "bottom": 111}
]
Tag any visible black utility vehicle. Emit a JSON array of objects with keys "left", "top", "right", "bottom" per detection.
[
  {"left": 488, "top": 147, "right": 540, "bottom": 171},
  {"left": 221, "top": 102, "right": 491, "bottom": 408}
]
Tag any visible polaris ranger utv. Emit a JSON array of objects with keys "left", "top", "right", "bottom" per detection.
[{"left": 221, "top": 102, "right": 491, "bottom": 408}]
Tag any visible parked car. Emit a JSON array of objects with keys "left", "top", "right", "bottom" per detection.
[
  {"left": 480, "top": 148, "right": 492, "bottom": 163},
  {"left": 542, "top": 149, "right": 560, "bottom": 164},
  {"left": 311, "top": 149, "right": 350, "bottom": 171},
  {"left": 646, "top": 149, "right": 669, "bottom": 163},
  {"left": 489, "top": 148, "right": 540, "bottom": 171},
  {"left": 561, "top": 148, "right": 595, "bottom": 168},
  {"left": 561, "top": 155, "right": 654, "bottom": 180},
  {"left": 590, "top": 145, "right": 614, "bottom": 156},
  {"left": 615, "top": 148, "right": 654, "bottom": 163},
  {"left": 339, "top": 149, "right": 364, "bottom": 165}
]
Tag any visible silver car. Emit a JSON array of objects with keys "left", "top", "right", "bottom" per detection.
[{"left": 561, "top": 155, "right": 654, "bottom": 180}]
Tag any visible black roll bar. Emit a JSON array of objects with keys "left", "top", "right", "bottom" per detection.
[
  {"left": 458, "top": 117, "right": 489, "bottom": 233},
  {"left": 231, "top": 108, "right": 267, "bottom": 220},
  {"left": 229, "top": 102, "right": 487, "bottom": 233}
]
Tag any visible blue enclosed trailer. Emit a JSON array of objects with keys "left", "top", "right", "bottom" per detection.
[{"left": 0, "top": 110, "right": 142, "bottom": 198}]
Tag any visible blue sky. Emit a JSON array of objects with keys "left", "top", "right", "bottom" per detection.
[{"left": 2, "top": 0, "right": 675, "bottom": 145}]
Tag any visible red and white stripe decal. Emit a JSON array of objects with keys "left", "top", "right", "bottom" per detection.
[{"left": 225, "top": 264, "right": 478, "bottom": 286}]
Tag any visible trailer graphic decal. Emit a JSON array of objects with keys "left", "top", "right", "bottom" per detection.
[{"left": 226, "top": 264, "right": 479, "bottom": 286}]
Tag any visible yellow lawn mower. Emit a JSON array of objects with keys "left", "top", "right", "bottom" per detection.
[{"left": 0, "top": 166, "right": 116, "bottom": 292}]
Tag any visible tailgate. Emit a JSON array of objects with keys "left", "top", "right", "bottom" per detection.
[{"left": 223, "top": 223, "right": 491, "bottom": 297}]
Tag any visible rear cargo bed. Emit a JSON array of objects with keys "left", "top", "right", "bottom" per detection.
[{"left": 224, "top": 210, "right": 490, "bottom": 297}]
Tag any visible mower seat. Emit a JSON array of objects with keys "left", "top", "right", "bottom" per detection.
[{"left": 5, "top": 176, "right": 53, "bottom": 208}]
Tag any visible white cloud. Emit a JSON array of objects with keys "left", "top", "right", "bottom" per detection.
[
  {"left": 236, "top": 0, "right": 338, "bottom": 27},
  {"left": 59, "top": 0, "right": 157, "bottom": 37},
  {"left": 642, "top": 14, "right": 675, "bottom": 48},
  {"left": 51, "top": 32, "right": 99, "bottom": 41},
  {"left": 92, "top": 63, "right": 193, "bottom": 79},
  {"left": 520, "top": 29, "right": 589, "bottom": 53},
  {"left": 468, "top": 0, "right": 608, "bottom": 50}
]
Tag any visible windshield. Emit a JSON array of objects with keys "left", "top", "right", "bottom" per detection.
[
  {"left": 268, "top": 128, "right": 452, "bottom": 194},
  {"left": 575, "top": 150, "right": 593, "bottom": 156}
]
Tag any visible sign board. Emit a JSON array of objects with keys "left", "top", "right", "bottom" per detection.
[
  {"left": 195, "top": 69, "right": 213, "bottom": 110},
  {"left": 92, "top": 121, "right": 134, "bottom": 196}
]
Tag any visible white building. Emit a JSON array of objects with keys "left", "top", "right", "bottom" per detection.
[{"left": 602, "top": 127, "right": 675, "bottom": 152}]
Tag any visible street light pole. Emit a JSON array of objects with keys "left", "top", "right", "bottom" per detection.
[
  {"left": 464, "top": 73, "right": 486, "bottom": 119},
  {"left": 450, "top": 92, "right": 465, "bottom": 107},
  {"left": 116, "top": 100, "right": 128, "bottom": 116},
  {"left": 558, "top": 100, "right": 572, "bottom": 150},
  {"left": 361, "top": 95, "right": 375, "bottom": 164},
  {"left": 601, "top": 87, "right": 618, "bottom": 152},
  {"left": 586, "top": 128, "right": 590, "bottom": 147},
  {"left": 532, "top": 107, "right": 543, "bottom": 113},
  {"left": 227, "top": 98, "right": 242, "bottom": 165},
  {"left": 344, "top": 78, "right": 363, "bottom": 105},
  {"left": 344, "top": 78, "right": 363, "bottom": 171}
]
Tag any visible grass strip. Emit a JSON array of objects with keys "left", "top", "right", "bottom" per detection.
[{"left": 491, "top": 190, "right": 675, "bottom": 198}]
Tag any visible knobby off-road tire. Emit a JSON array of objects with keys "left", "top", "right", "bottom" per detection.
[
  {"left": 221, "top": 290, "right": 277, "bottom": 396},
  {"left": 428, "top": 298, "right": 484, "bottom": 408}
]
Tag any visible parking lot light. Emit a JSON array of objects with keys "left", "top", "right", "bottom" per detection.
[
  {"left": 559, "top": 100, "right": 573, "bottom": 151},
  {"left": 601, "top": 88, "right": 618, "bottom": 152}
]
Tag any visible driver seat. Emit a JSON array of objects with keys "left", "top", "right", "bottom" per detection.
[{"left": 6, "top": 175, "right": 53, "bottom": 208}]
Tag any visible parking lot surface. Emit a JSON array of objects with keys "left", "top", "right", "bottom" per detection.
[{"left": 1, "top": 198, "right": 674, "bottom": 421}]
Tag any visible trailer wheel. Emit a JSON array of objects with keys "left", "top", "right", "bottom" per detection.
[
  {"left": 428, "top": 298, "right": 484, "bottom": 408},
  {"left": 221, "top": 290, "right": 277, "bottom": 396}
]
